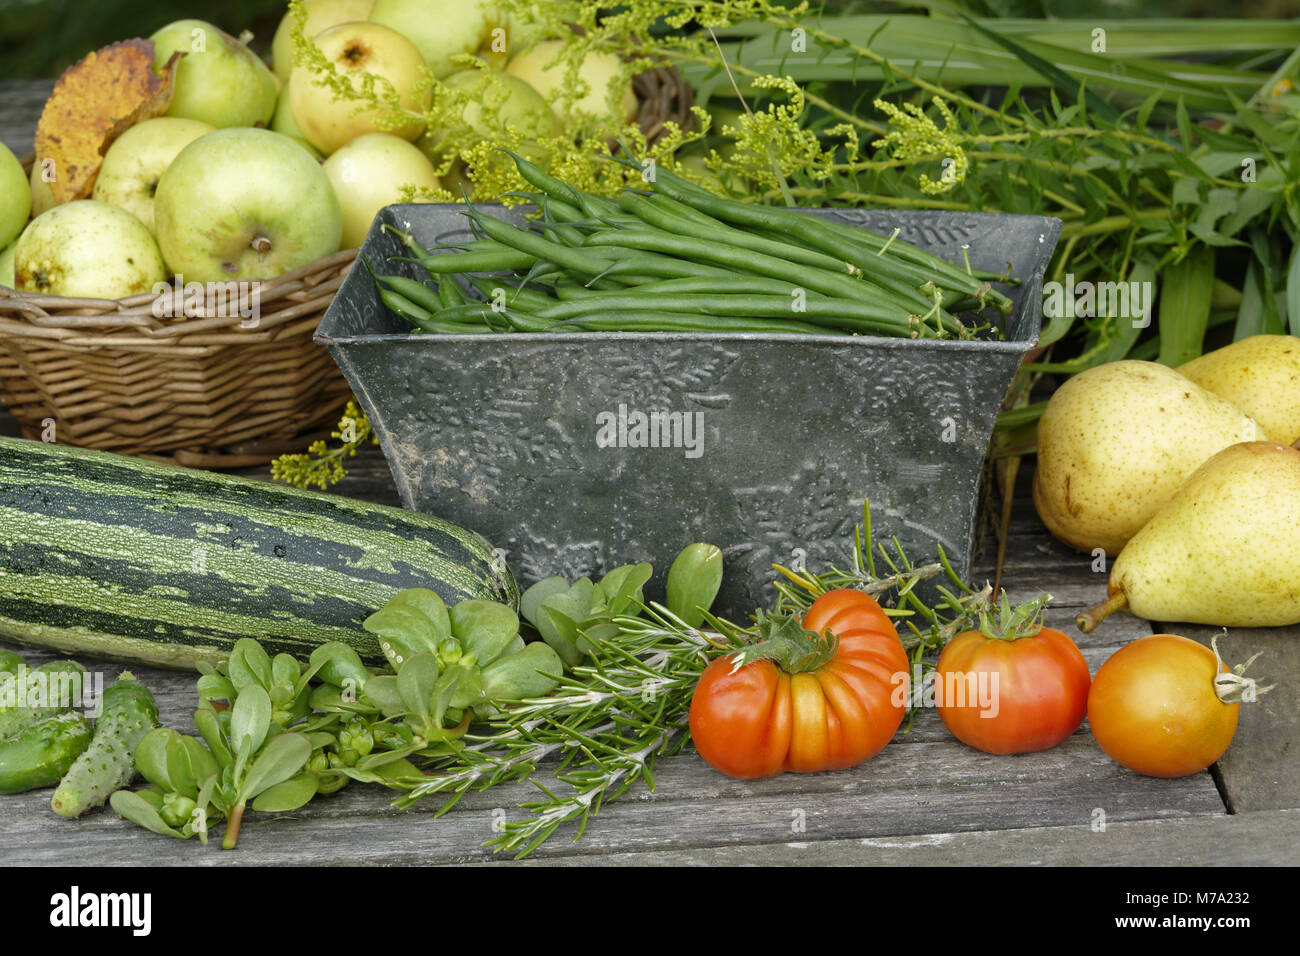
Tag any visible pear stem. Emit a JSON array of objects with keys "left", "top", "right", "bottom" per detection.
[
  {"left": 251, "top": 235, "right": 272, "bottom": 256},
  {"left": 1076, "top": 592, "right": 1127, "bottom": 633}
]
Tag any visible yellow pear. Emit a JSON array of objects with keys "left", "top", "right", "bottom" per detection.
[
  {"left": 1178, "top": 334, "right": 1300, "bottom": 445},
  {"left": 1033, "top": 360, "right": 1265, "bottom": 555},
  {"left": 1078, "top": 441, "right": 1300, "bottom": 630}
]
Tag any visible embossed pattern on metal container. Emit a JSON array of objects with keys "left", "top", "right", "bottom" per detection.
[{"left": 318, "top": 204, "right": 1062, "bottom": 615}]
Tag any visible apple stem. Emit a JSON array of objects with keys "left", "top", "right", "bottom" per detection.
[
  {"left": 251, "top": 235, "right": 272, "bottom": 257},
  {"left": 1075, "top": 592, "right": 1127, "bottom": 633}
]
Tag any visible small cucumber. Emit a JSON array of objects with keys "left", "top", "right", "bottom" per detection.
[
  {"left": 0, "top": 660, "right": 88, "bottom": 741},
  {"left": 0, "top": 712, "right": 93, "bottom": 794},
  {"left": 51, "top": 672, "right": 159, "bottom": 819}
]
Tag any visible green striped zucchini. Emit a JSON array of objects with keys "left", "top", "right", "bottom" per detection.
[{"left": 0, "top": 437, "right": 517, "bottom": 669}]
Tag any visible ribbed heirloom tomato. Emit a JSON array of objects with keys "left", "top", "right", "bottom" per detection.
[{"left": 688, "top": 589, "right": 909, "bottom": 779}]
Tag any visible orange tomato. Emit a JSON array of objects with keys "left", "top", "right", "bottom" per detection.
[
  {"left": 688, "top": 589, "right": 909, "bottom": 779},
  {"left": 1087, "top": 634, "right": 1239, "bottom": 778}
]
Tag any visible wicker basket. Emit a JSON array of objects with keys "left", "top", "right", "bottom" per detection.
[{"left": 0, "top": 64, "right": 693, "bottom": 467}]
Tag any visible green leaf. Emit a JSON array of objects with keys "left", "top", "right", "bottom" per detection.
[
  {"left": 520, "top": 576, "right": 570, "bottom": 627},
  {"left": 449, "top": 600, "right": 520, "bottom": 666},
  {"left": 363, "top": 675, "right": 406, "bottom": 718},
  {"left": 446, "top": 664, "right": 485, "bottom": 709},
  {"left": 133, "top": 728, "right": 175, "bottom": 791},
  {"left": 240, "top": 733, "right": 313, "bottom": 801},
  {"left": 193, "top": 707, "right": 232, "bottom": 768},
  {"left": 481, "top": 642, "right": 564, "bottom": 701},
  {"left": 192, "top": 773, "right": 219, "bottom": 845},
  {"left": 537, "top": 604, "right": 586, "bottom": 669},
  {"left": 181, "top": 737, "right": 220, "bottom": 792},
  {"left": 109, "top": 790, "right": 186, "bottom": 839},
  {"left": 1134, "top": 88, "right": 1161, "bottom": 134},
  {"left": 1287, "top": 240, "right": 1300, "bottom": 336},
  {"left": 228, "top": 639, "right": 273, "bottom": 691},
  {"left": 1175, "top": 97, "right": 1193, "bottom": 154},
  {"left": 397, "top": 654, "right": 441, "bottom": 726},
  {"left": 958, "top": 13, "right": 1118, "bottom": 123},
  {"left": 666, "top": 544, "right": 724, "bottom": 628},
  {"left": 196, "top": 673, "right": 236, "bottom": 704},
  {"left": 271, "top": 654, "right": 300, "bottom": 689},
  {"left": 164, "top": 733, "right": 198, "bottom": 798},
  {"left": 372, "top": 588, "right": 451, "bottom": 650},
  {"left": 251, "top": 772, "right": 319, "bottom": 812},
  {"left": 229, "top": 684, "right": 272, "bottom": 757},
  {"left": 597, "top": 563, "right": 653, "bottom": 615},
  {"left": 1157, "top": 245, "right": 1216, "bottom": 367}
]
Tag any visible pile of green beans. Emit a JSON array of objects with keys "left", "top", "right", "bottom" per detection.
[{"left": 366, "top": 151, "right": 1018, "bottom": 339}]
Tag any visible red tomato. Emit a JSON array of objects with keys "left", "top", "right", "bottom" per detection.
[
  {"left": 935, "top": 623, "right": 1091, "bottom": 754},
  {"left": 1087, "top": 634, "right": 1239, "bottom": 778},
  {"left": 688, "top": 589, "right": 909, "bottom": 779}
]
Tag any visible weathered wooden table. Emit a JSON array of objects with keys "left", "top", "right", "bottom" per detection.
[{"left": 2, "top": 81, "right": 1296, "bottom": 865}]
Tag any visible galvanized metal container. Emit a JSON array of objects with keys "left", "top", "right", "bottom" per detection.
[{"left": 317, "top": 204, "right": 1062, "bottom": 616}]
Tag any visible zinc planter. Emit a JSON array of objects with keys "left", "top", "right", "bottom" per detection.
[{"left": 317, "top": 203, "right": 1061, "bottom": 615}]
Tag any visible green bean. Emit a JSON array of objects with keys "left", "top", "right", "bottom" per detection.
[
  {"left": 465, "top": 275, "right": 558, "bottom": 311},
  {"left": 608, "top": 275, "right": 831, "bottom": 298},
  {"left": 410, "top": 248, "right": 539, "bottom": 273},
  {"left": 495, "top": 148, "right": 583, "bottom": 206},
  {"left": 582, "top": 228, "right": 944, "bottom": 324},
  {"left": 541, "top": 220, "right": 586, "bottom": 248},
  {"left": 555, "top": 311, "right": 845, "bottom": 335},
  {"left": 377, "top": 288, "right": 489, "bottom": 334},
  {"left": 372, "top": 273, "right": 446, "bottom": 314},
  {"left": 619, "top": 190, "right": 873, "bottom": 281},
  {"left": 381, "top": 224, "right": 433, "bottom": 259},
  {"left": 498, "top": 309, "right": 561, "bottom": 332},
  {"left": 535, "top": 292, "right": 918, "bottom": 335},
  {"left": 466, "top": 208, "right": 623, "bottom": 277},
  {"left": 537, "top": 195, "right": 588, "bottom": 225},
  {"left": 438, "top": 278, "right": 468, "bottom": 308},
  {"left": 647, "top": 166, "right": 1012, "bottom": 311}
]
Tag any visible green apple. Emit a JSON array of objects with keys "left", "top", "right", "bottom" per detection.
[
  {"left": 15, "top": 201, "right": 167, "bottom": 300},
  {"left": 505, "top": 39, "right": 636, "bottom": 124},
  {"left": 290, "top": 21, "right": 430, "bottom": 154},
  {"left": 419, "top": 67, "right": 557, "bottom": 164},
  {"left": 368, "top": 0, "right": 509, "bottom": 78},
  {"left": 153, "top": 128, "right": 341, "bottom": 282},
  {"left": 269, "top": 78, "right": 325, "bottom": 159},
  {"left": 271, "top": 0, "right": 376, "bottom": 79},
  {"left": 322, "top": 133, "right": 440, "bottom": 248},
  {"left": 0, "top": 241, "right": 16, "bottom": 288},
  {"left": 91, "top": 118, "right": 215, "bottom": 233},
  {"left": 150, "top": 19, "right": 278, "bottom": 128},
  {"left": 1, "top": 143, "right": 30, "bottom": 249},
  {"left": 29, "top": 160, "right": 57, "bottom": 217}
]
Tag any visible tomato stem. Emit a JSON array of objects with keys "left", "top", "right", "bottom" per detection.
[
  {"left": 1210, "top": 633, "right": 1275, "bottom": 704},
  {"left": 1076, "top": 592, "right": 1126, "bottom": 633},
  {"left": 727, "top": 611, "right": 839, "bottom": 675},
  {"left": 977, "top": 590, "right": 1051, "bottom": 641}
]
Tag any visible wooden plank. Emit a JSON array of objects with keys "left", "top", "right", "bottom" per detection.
[
  {"left": 0, "top": 751, "right": 1224, "bottom": 865},
  {"left": 496, "top": 809, "right": 1300, "bottom": 867}
]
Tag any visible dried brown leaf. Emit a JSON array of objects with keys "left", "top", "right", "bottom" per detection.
[{"left": 34, "top": 39, "right": 181, "bottom": 204}]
